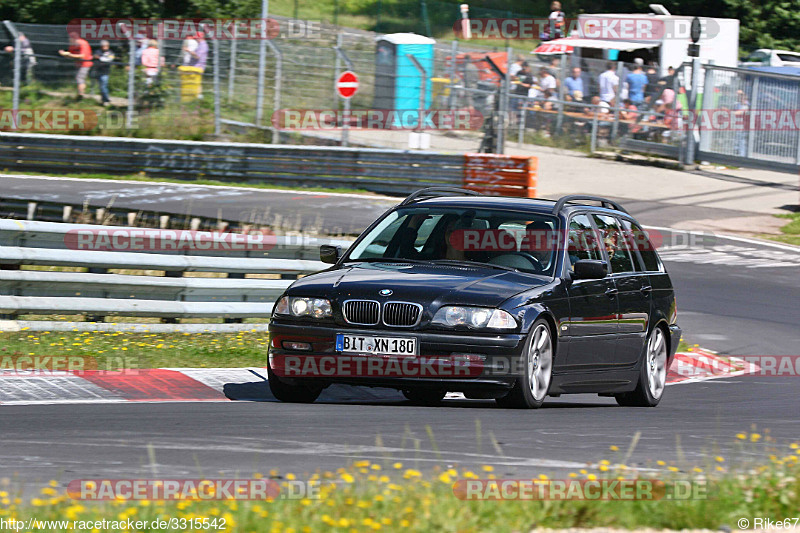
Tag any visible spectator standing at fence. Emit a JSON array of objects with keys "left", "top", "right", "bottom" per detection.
[
  {"left": 564, "top": 67, "right": 584, "bottom": 100},
  {"left": 645, "top": 64, "right": 660, "bottom": 103},
  {"left": 141, "top": 40, "right": 162, "bottom": 87},
  {"left": 59, "top": 32, "right": 93, "bottom": 100},
  {"left": 192, "top": 32, "right": 209, "bottom": 99},
  {"left": 93, "top": 40, "right": 114, "bottom": 106},
  {"left": 538, "top": 67, "right": 557, "bottom": 96},
  {"left": 508, "top": 55, "right": 525, "bottom": 78},
  {"left": 513, "top": 62, "right": 533, "bottom": 109},
  {"left": 626, "top": 60, "right": 648, "bottom": 106},
  {"left": 658, "top": 66, "right": 675, "bottom": 90},
  {"left": 598, "top": 62, "right": 618, "bottom": 104},
  {"left": 3, "top": 33, "right": 36, "bottom": 84},
  {"left": 181, "top": 34, "right": 198, "bottom": 67}
]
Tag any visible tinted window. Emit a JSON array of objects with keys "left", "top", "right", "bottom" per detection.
[
  {"left": 567, "top": 214, "right": 603, "bottom": 269},
  {"left": 777, "top": 53, "right": 800, "bottom": 62},
  {"left": 593, "top": 214, "right": 636, "bottom": 273},
  {"left": 622, "top": 220, "right": 663, "bottom": 272}
]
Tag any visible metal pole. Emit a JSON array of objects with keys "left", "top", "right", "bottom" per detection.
[
  {"left": 447, "top": 40, "right": 457, "bottom": 109},
  {"left": 342, "top": 93, "right": 351, "bottom": 147},
  {"left": 334, "top": 46, "right": 354, "bottom": 147},
  {"left": 13, "top": 37, "right": 20, "bottom": 112},
  {"left": 590, "top": 112, "right": 599, "bottom": 153},
  {"left": 698, "top": 61, "right": 715, "bottom": 154},
  {"left": 555, "top": 52, "right": 566, "bottom": 131},
  {"left": 266, "top": 40, "right": 283, "bottom": 143},
  {"left": 496, "top": 46, "right": 512, "bottom": 154},
  {"left": 227, "top": 37, "right": 237, "bottom": 102},
  {"left": 684, "top": 57, "right": 702, "bottom": 165},
  {"left": 518, "top": 104, "right": 524, "bottom": 145},
  {"left": 746, "top": 76, "right": 760, "bottom": 159},
  {"left": 3, "top": 22, "right": 21, "bottom": 113},
  {"left": 157, "top": 21, "right": 163, "bottom": 88},
  {"left": 407, "top": 54, "right": 428, "bottom": 133},
  {"left": 610, "top": 61, "right": 623, "bottom": 141},
  {"left": 127, "top": 34, "right": 135, "bottom": 128},
  {"left": 333, "top": 32, "right": 342, "bottom": 108},
  {"left": 255, "top": 0, "right": 269, "bottom": 126},
  {"left": 213, "top": 34, "right": 221, "bottom": 136},
  {"left": 421, "top": 0, "right": 432, "bottom": 37}
]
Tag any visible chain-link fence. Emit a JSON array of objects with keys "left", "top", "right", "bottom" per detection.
[
  {"left": 3, "top": 19, "right": 799, "bottom": 173},
  {"left": 698, "top": 65, "right": 800, "bottom": 165}
]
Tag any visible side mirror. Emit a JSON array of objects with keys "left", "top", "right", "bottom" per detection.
[
  {"left": 320, "top": 244, "right": 342, "bottom": 264},
  {"left": 572, "top": 259, "right": 608, "bottom": 280}
]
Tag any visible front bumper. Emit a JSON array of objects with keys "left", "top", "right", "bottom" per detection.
[{"left": 268, "top": 321, "right": 527, "bottom": 392}]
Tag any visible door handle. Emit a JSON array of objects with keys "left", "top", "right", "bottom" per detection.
[
  {"left": 605, "top": 287, "right": 618, "bottom": 297},
  {"left": 640, "top": 285, "right": 652, "bottom": 293}
]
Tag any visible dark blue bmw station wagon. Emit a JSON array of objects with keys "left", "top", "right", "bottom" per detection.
[{"left": 268, "top": 188, "right": 681, "bottom": 409}]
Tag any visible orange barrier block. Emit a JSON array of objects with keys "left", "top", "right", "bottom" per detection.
[{"left": 463, "top": 153, "right": 537, "bottom": 198}]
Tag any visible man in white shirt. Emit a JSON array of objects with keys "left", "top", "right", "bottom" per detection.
[
  {"left": 182, "top": 36, "right": 198, "bottom": 66},
  {"left": 539, "top": 67, "right": 557, "bottom": 92},
  {"left": 598, "top": 62, "right": 619, "bottom": 104},
  {"left": 508, "top": 55, "right": 525, "bottom": 78}
]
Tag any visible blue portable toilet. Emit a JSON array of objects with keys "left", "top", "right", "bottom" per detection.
[{"left": 374, "top": 33, "right": 435, "bottom": 125}]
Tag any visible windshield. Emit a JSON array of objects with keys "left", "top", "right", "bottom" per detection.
[
  {"left": 346, "top": 206, "right": 560, "bottom": 276},
  {"left": 745, "top": 51, "right": 770, "bottom": 64}
]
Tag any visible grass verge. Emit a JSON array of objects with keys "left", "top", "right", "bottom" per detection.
[
  {"left": 1, "top": 431, "right": 798, "bottom": 532},
  {"left": 764, "top": 213, "right": 800, "bottom": 246},
  {"left": 0, "top": 330, "right": 268, "bottom": 368}
]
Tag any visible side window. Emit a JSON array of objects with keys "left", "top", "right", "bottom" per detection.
[
  {"left": 623, "top": 220, "right": 663, "bottom": 272},
  {"left": 567, "top": 214, "right": 603, "bottom": 269},
  {"left": 592, "top": 214, "right": 636, "bottom": 274}
]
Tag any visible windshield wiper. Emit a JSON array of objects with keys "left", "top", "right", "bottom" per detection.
[{"left": 429, "top": 259, "right": 518, "bottom": 272}]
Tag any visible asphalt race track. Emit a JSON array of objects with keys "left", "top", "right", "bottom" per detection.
[
  {"left": 1, "top": 176, "right": 799, "bottom": 487},
  {"left": 0, "top": 174, "right": 772, "bottom": 234}
]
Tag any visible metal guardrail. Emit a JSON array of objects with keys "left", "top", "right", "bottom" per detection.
[
  {"left": 0, "top": 219, "right": 353, "bottom": 325},
  {"left": 0, "top": 196, "right": 248, "bottom": 231},
  {"left": 0, "top": 133, "right": 466, "bottom": 196}
]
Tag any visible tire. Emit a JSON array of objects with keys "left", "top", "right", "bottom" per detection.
[
  {"left": 402, "top": 389, "right": 446, "bottom": 406},
  {"left": 615, "top": 326, "right": 668, "bottom": 407},
  {"left": 495, "top": 319, "right": 553, "bottom": 409},
  {"left": 267, "top": 364, "right": 323, "bottom": 403}
]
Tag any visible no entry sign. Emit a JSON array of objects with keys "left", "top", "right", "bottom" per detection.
[{"left": 336, "top": 71, "right": 359, "bottom": 99}]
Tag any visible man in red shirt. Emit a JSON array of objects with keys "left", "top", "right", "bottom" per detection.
[{"left": 59, "top": 32, "right": 93, "bottom": 99}]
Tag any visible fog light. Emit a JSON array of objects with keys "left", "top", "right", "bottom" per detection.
[{"left": 282, "top": 341, "right": 312, "bottom": 351}]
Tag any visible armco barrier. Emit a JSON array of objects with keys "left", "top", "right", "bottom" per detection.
[
  {"left": 0, "top": 219, "right": 353, "bottom": 327},
  {"left": 0, "top": 133, "right": 538, "bottom": 197}
]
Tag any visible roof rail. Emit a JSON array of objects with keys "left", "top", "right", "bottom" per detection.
[
  {"left": 551, "top": 195, "right": 628, "bottom": 215},
  {"left": 399, "top": 187, "right": 484, "bottom": 206}
]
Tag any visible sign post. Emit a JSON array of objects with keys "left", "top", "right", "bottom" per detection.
[
  {"left": 684, "top": 16, "right": 702, "bottom": 165},
  {"left": 336, "top": 70, "right": 359, "bottom": 147}
]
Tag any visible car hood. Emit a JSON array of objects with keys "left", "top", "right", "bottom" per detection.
[{"left": 287, "top": 262, "right": 550, "bottom": 308}]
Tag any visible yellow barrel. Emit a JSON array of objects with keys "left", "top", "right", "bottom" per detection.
[
  {"left": 431, "top": 77, "right": 451, "bottom": 106},
  {"left": 178, "top": 66, "right": 204, "bottom": 101}
]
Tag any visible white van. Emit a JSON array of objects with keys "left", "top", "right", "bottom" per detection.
[
  {"left": 535, "top": 8, "right": 739, "bottom": 76},
  {"left": 741, "top": 49, "right": 800, "bottom": 68}
]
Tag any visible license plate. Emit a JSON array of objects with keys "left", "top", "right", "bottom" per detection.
[{"left": 335, "top": 334, "right": 417, "bottom": 356}]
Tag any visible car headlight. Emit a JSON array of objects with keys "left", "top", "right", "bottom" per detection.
[
  {"left": 274, "top": 296, "right": 332, "bottom": 318},
  {"left": 432, "top": 306, "right": 517, "bottom": 329}
]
